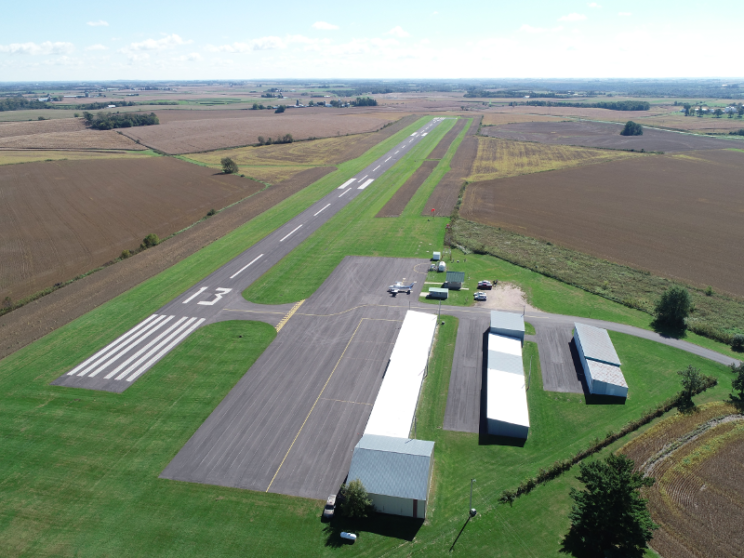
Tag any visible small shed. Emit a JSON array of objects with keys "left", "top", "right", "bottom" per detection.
[
  {"left": 490, "top": 311, "right": 525, "bottom": 342},
  {"left": 437, "top": 261, "right": 446, "bottom": 272},
  {"left": 432, "top": 251, "right": 441, "bottom": 261},
  {"left": 347, "top": 435, "right": 434, "bottom": 518},
  {"left": 574, "top": 323, "right": 628, "bottom": 397},
  {"left": 428, "top": 287, "right": 448, "bottom": 300},
  {"left": 445, "top": 271, "right": 465, "bottom": 290}
]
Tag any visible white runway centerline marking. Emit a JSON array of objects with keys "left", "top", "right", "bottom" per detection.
[
  {"left": 313, "top": 203, "right": 331, "bottom": 217},
  {"left": 373, "top": 165, "right": 380, "bottom": 171},
  {"left": 229, "top": 254, "right": 264, "bottom": 279},
  {"left": 338, "top": 188, "right": 351, "bottom": 197},
  {"left": 337, "top": 178, "right": 356, "bottom": 190},
  {"left": 357, "top": 179, "right": 374, "bottom": 190},
  {"left": 280, "top": 225, "right": 303, "bottom": 242},
  {"left": 385, "top": 157, "right": 391, "bottom": 162},
  {"left": 183, "top": 287, "right": 207, "bottom": 304}
]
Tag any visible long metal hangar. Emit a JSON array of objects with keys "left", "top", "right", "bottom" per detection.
[{"left": 574, "top": 323, "right": 628, "bottom": 398}]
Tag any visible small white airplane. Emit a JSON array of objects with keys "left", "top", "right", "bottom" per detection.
[{"left": 387, "top": 281, "right": 415, "bottom": 296}]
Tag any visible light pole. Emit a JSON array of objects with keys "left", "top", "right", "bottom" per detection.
[{"left": 470, "top": 479, "right": 477, "bottom": 517}]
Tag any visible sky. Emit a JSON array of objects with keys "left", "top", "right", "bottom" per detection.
[{"left": 1, "top": 0, "right": 743, "bottom": 82}]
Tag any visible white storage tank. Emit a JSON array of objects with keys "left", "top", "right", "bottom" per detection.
[{"left": 438, "top": 261, "right": 446, "bottom": 272}]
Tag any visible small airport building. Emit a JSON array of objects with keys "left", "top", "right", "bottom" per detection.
[
  {"left": 574, "top": 323, "right": 628, "bottom": 398},
  {"left": 486, "top": 311, "right": 530, "bottom": 439},
  {"left": 347, "top": 435, "right": 434, "bottom": 519},
  {"left": 428, "top": 287, "right": 448, "bottom": 300},
  {"left": 445, "top": 271, "right": 465, "bottom": 290}
]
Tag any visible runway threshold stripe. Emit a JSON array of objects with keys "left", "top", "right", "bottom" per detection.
[
  {"left": 357, "top": 179, "right": 374, "bottom": 190},
  {"left": 338, "top": 188, "right": 351, "bottom": 198},
  {"left": 337, "top": 178, "right": 356, "bottom": 190},
  {"left": 126, "top": 318, "right": 205, "bottom": 382},
  {"left": 114, "top": 317, "right": 194, "bottom": 380},
  {"left": 229, "top": 254, "right": 264, "bottom": 279},
  {"left": 266, "top": 317, "right": 366, "bottom": 493},
  {"left": 313, "top": 203, "right": 331, "bottom": 217},
  {"left": 67, "top": 314, "right": 158, "bottom": 376},
  {"left": 99, "top": 316, "right": 180, "bottom": 379},
  {"left": 279, "top": 225, "right": 303, "bottom": 242},
  {"left": 80, "top": 315, "right": 170, "bottom": 378}
]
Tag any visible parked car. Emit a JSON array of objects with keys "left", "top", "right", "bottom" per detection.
[
  {"left": 474, "top": 291, "right": 487, "bottom": 301},
  {"left": 322, "top": 495, "right": 336, "bottom": 521},
  {"left": 478, "top": 280, "right": 493, "bottom": 290},
  {"left": 429, "top": 263, "right": 436, "bottom": 271},
  {"left": 340, "top": 532, "right": 357, "bottom": 542}
]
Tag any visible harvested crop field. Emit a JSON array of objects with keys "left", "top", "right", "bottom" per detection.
[
  {"left": 468, "top": 136, "right": 641, "bottom": 182},
  {"left": 621, "top": 402, "right": 744, "bottom": 558},
  {"left": 376, "top": 160, "right": 438, "bottom": 217},
  {"left": 484, "top": 104, "right": 670, "bottom": 122},
  {"left": 481, "top": 120, "right": 741, "bottom": 152},
  {"left": 0, "top": 149, "right": 155, "bottom": 166},
  {"left": 422, "top": 129, "right": 478, "bottom": 217},
  {"left": 461, "top": 148, "right": 744, "bottom": 296},
  {"left": 120, "top": 112, "right": 398, "bottom": 154},
  {"left": 0, "top": 165, "right": 333, "bottom": 359},
  {"left": 0, "top": 157, "right": 265, "bottom": 301},
  {"left": 0, "top": 130, "right": 146, "bottom": 151},
  {"left": 481, "top": 113, "right": 564, "bottom": 127},
  {"left": 428, "top": 118, "right": 466, "bottom": 159},
  {"left": 0, "top": 118, "right": 86, "bottom": 138}
]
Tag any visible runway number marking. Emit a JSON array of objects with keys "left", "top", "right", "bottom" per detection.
[
  {"left": 229, "top": 254, "right": 264, "bottom": 279},
  {"left": 183, "top": 287, "right": 207, "bottom": 304},
  {"left": 279, "top": 224, "right": 303, "bottom": 242},
  {"left": 314, "top": 203, "right": 331, "bottom": 217},
  {"left": 197, "top": 288, "right": 232, "bottom": 306}
]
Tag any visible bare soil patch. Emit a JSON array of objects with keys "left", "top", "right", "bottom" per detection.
[
  {"left": 376, "top": 160, "right": 438, "bottom": 218},
  {"left": 481, "top": 120, "right": 741, "bottom": 152},
  {"left": 461, "top": 149, "right": 744, "bottom": 296},
  {"left": 476, "top": 282, "right": 535, "bottom": 313},
  {"left": 0, "top": 157, "right": 264, "bottom": 302},
  {"left": 428, "top": 118, "right": 467, "bottom": 159},
  {"left": 0, "top": 165, "right": 334, "bottom": 360},
  {"left": 0, "top": 130, "right": 146, "bottom": 150},
  {"left": 482, "top": 113, "right": 564, "bottom": 127},
  {"left": 120, "top": 112, "right": 397, "bottom": 154},
  {"left": 0, "top": 118, "right": 86, "bottom": 138},
  {"left": 422, "top": 135, "right": 478, "bottom": 217}
]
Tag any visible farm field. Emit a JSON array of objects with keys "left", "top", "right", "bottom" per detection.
[
  {"left": 119, "top": 111, "right": 398, "bottom": 154},
  {"left": 468, "top": 136, "right": 642, "bottom": 182},
  {"left": 481, "top": 112, "right": 565, "bottom": 127},
  {"left": 0, "top": 117, "right": 86, "bottom": 137},
  {"left": 0, "top": 149, "right": 157, "bottom": 166},
  {"left": 0, "top": 157, "right": 264, "bottom": 302},
  {"left": 621, "top": 401, "right": 744, "bottom": 558},
  {"left": 461, "top": 148, "right": 744, "bottom": 297},
  {"left": 0, "top": 130, "right": 146, "bottom": 150},
  {"left": 481, "top": 120, "right": 743, "bottom": 152},
  {"left": 422, "top": 128, "right": 478, "bottom": 216},
  {"left": 376, "top": 160, "right": 439, "bottom": 217},
  {"left": 428, "top": 118, "right": 467, "bottom": 159}
]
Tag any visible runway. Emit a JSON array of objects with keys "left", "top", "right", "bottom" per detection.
[{"left": 52, "top": 117, "right": 446, "bottom": 393}]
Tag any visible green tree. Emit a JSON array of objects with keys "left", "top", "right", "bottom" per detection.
[
  {"left": 338, "top": 479, "right": 373, "bottom": 519},
  {"left": 683, "top": 103, "right": 691, "bottom": 116},
  {"left": 654, "top": 286, "right": 691, "bottom": 330},
  {"left": 561, "top": 454, "right": 656, "bottom": 558},
  {"left": 221, "top": 157, "right": 238, "bottom": 174},
  {"left": 714, "top": 108, "right": 723, "bottom": 118},
  {"left": 140, "top": 233, "right": 160, "bottom": 249},
  {"left": 677, "top": 364, "right": 704, "bottom": 404},
  {"left": 731, "top": 362, "right": 744, "bottom": 399},
  {"left": 732, "top": 333, "right": 744, "bottom": 352},
  {"left": 620, "top": 121, "right": 643, "bottom": 136},
  {"left": 275, "top": 105, "right": 286, "bottom": 113}
]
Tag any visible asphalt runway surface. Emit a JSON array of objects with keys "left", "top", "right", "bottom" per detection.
[
  {"left": 481, "top": 120, "right": 741, "bottom": 152},
  {"left": 160, "top": 257, "right": 431, "bottom": 499},
  {"left": 52, "top": 117, "right": 446, "bottom": 393}
]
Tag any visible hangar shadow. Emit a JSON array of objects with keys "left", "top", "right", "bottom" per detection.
[
  {"left": 478, "top": 327, "right": 527, "bottom": 447},
  {"left": 323, "top": 514, "right": 423, "bottom": 547}
]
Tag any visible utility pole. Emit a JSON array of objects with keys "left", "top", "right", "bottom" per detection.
[
  {"left": 470, "top": 479, "right": 477, "bottom": 517},
  {"left": 438, "top": 300, "right": 442, "bottom": 317}
]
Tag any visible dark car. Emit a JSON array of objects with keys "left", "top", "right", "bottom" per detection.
[{"left": 478, "top": 280, "right": 493, "bottom": 290}]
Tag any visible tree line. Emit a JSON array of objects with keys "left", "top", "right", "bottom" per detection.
[
  {"left": 509, "top": 100, "right": 651, "bottom": 111},
  {"left": 464, "top": 90, "right": 575, "bottom": 98},
  {"left": 0, "top": 97, "right": 49, "bottom": 111},
  {"left": 83, "top": 111, "right": 159, "bottom": 130},
  {"left": 352, "top": 97, "right": 377, "bottom": 106}
]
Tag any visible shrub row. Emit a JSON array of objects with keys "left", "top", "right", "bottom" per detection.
[{"left": 498, "top": 376, "right": 718, "bottom": 506}]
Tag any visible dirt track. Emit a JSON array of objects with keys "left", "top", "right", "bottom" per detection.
[
  {"left": 376, "top": 160, "right": 438, "bottom": 218},
  {"left": 422, "top": 130, "right": 478, "bottom": 217},
  {"left": 461, "top": 148, "right": 744, "bottom": 296},
  {"left": 428, "top": 119, "right": 467, "bottom": 159}
]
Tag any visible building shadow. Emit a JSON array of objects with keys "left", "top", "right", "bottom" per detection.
[
  {"left": 478, "top": 327, "right": 527, "bottom": 447},
  {"left": 323, "top": 514, "right": 423, "bottom": 548}
]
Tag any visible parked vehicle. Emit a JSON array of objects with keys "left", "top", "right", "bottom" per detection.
[
  {"left": 478, "top": 280, "right": 493, "bottom": 290},
  {"left": 340, "top": 532, "right": 357, "bottom": 542},
  {"left": 429, "top": 263, "right": 436, "bottom": 271},
  {"left": 322, "top": 495, "right": 336, "bottom": 521},
  {"left": 474, "top": 291, "right": 487, "bottom": 301}
]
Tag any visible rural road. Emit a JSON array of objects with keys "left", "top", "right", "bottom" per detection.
[{"left": 52, "top": 117, "right": 448, "bottom": 393}]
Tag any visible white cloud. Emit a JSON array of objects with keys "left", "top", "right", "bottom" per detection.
[
  {"left": 85, "top": 44, "right": 108, "bottom": 51},
  {"left": 250, "top": 36, "right": 286, "bottom": 50},
  {"left": 432, "top": 11, "right": 438, "bottom": 16},
  {"left": 558, "top": 13, "right": 587, "bottom": 21},
  {"left": 618, "top": 12, "right": 632, "bottom": 16},
  {"left": 386, "top": 26, "right": 410, "bottom": 38},
  {"left": 87, "top": 20, "right": 108, "bottom": 27},
  {"left": 0, "top": 41, "right": 74, "bottom": 55},
  {"left": 420, "top": 38, "right": 431, "bottom": 45},
  {"left": 312, "top": 21, "right": 338, "bottom": 30},
  {"left": 120, "top": 34, "right": 191, "bottom": 53},
  {"left": 174, "top": 52, "right": 202, "bottom": 62},
  {"left": 206, "top": 36, "right": 286, "bottom": 53},
  {"left": 588, "top": 2, "right": 601, "bottom": 7},
  {"left": 520, "top": 24, "right": 545, "bottom": 33}
]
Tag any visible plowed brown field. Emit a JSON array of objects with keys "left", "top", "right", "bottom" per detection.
[
  {"left": 0, "top": 130, "right": 146, "bottom": 150},
  {"left": 377, "top": 160, "right": 438, "bottom": 218},
  {"left": 428, "top": 118, "right": 467, "bottom": 159},
  {"left": 621, "top": 403, "right": 744, "bottom": 558},
  {"left": 0, "top": 150, "right": 155, "bottom": 166},
  {"left": 461, "top": 149, "right": 744, "bottom": 296},
  {"left": 0, "top": 157, "right": 264, "bottom": 301},
  {"left": 0, "top": 118, "right": 86, "bottom": 138},
  {"left": 422, "top": 134, "right": 478, "bottom": 217},
  {"left": 481, "top": 113, "right": 564, "bottom": 127},
  {"left": 120, "top": 111, "right": 397, "bottom": 154}
]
